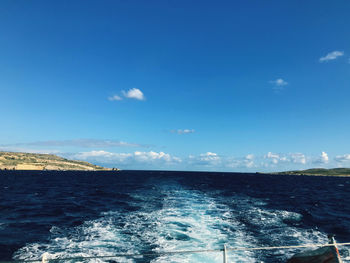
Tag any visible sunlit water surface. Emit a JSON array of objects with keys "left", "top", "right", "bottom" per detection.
[{"left": 1, "top": 170, "right": 349, "bottom": 262}]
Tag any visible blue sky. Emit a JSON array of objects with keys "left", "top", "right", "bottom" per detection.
[{"left": 1, "top": 0, "right": 350, "bottom": 171}]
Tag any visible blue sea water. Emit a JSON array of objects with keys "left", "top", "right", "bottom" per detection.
[{"left": 0, "top": 170, "right": 350, "bottom": 262}]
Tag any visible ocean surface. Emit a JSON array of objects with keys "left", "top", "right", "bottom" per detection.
[{"left": 0, "top": 170, "right": 350, "bottom": 262}]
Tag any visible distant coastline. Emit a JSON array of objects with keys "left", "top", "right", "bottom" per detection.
[
  {"left": 0, "top": 151, "right": 117, "bottom": 171},
  {"left": 1, "top": 152, "right": 348, "bottom": 177},
  {"left": 272, "top": 168, "right": 350, "bottom": 177}
]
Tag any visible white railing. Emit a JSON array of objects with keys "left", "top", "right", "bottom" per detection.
[{"left": 2, "top": 240, "right": 350, "bottom": 263}]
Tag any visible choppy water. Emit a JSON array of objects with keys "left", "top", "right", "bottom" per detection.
[{"left": 1, "top": 170, "right": 350, "bottom": 262}]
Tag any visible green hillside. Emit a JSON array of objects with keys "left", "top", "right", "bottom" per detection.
[{"left": 275, "top": 168, "right": 350, "bottom": 177}]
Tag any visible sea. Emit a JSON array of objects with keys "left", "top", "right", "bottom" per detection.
[{"left": 0, "top": 170, "right": 350, "bottom": 263}]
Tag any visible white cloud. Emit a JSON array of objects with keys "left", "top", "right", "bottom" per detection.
[
  {"left": 319, "top": 51, "right": 344, "bottom": 62},
  {"left": 171, "top": 129, "right": 195, "bottom": 135},
  {"left": 265, "top": 152, "right": 283, "bottom": 164},
  {"left": 266, "top": 152, "right": 280, "bottom": 159},
  {"left": 270, "top": 78, "right": 288, "bottom": 86},
  {"left": 188, "top": 152, "right": 255, "bottom": 169},
  {"left": 243, "top": 154, "right": 255, "bottom": 168},
  {"left": 290, "top": 153, "right": 307, "bottom": 164},
  {"left": 74, "top": 150, "right": 181, "bottom": 167},
  {"left": 122, "top": 88, "right": 145, "bottom": 100},
  {"left": 269, "top": 78, "right": 288, "bottom": 92},
  {"left": 189, "top": 152, "right": 221, "bottom": 166},
  {"left": 334, "top": 154, "right": 350, "bottom": 163},
  {"left": 264, "top": 152, "right": 307, "bottom": 166},
  {"left": 245, "top": 154, "right": 254, "bottom": 160},
  {"left": 108, "top": 95, "right": 123, "bottom": 101},
  {"left": 320, "top": 151, "right": 329, "bottom": 163},
  {"left": 225, "top": 155, "right": 255, "bottom": 169},
  {"left": 313, "top": 151, "right": 329, "bottom": 164},
  {"left": 200, "top": 152, "right": 220, "bottom": 161},
  {"left": 134, "top": 151, "right": 181, "bottom": 163},
  {"left": 31, "top": 149, "right": 340, "bottom": 171}
]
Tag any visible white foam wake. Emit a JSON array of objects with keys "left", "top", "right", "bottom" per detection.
[
  {"left": 145, "top": 185, "right": 257, "bottom": 262},
  {"left": 13, "top": 182, "right": 347, "bottom": 262},
  {"left": 13, "top": 183, "right": 256, "bottom": 262}
]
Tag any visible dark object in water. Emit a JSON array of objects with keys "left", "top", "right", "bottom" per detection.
[{"left": 287, "top": 235, "right": 342, "bottom": 263}]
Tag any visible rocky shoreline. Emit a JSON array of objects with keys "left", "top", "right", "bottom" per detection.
[{"left": 0, "top": 151, "right": 115, "bottom": 171}]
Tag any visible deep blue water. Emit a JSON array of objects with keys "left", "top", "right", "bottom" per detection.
[{"left": 0, "top": 170, "right": 350, "bottom": 262}]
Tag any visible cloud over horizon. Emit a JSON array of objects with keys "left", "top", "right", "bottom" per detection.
[
  {"left": 3, "top": 146, "right": 342, "bottom": 172},
  {"left": 74, "top": 150, "right": 181, "bottom": 167},
  {"left": 264, "top": 152, "right": 307, "bottom": 165},
  {"left": 313, "top": 151, "right": 329, "bottom": 164},
  {"left": 334, "top": 154, "right": 350, "bottom": 163},
  {"left": 70, "top": 150, "right": 338, "bottom": 171}
]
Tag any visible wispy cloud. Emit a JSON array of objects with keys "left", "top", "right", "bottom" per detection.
[
  {"left": 319, "top": 51, "right": 344, "bottom": 62},
  {"left": 1, "top": 139, "right": 146, "bottom": 148},
  {"left": 108, "top": 95, "right": 122, "bottom": 101},
  {"left": 188, "top": 152, "right": 221, "bottom": 166},
  {"left": 199, "top": 152, "right": 220, "bottom": 163},
  {"left": 122, "top": 88, "right": 145, "bottom": 100},
  {"left": 170, "top": 129, "right": 195, "bottom": 135},
  {"left": 264, "top": 152, "right": 306, "bottom": 165},
  {"left": 269, "top": 78, "right": 288, "bottom": 92},
  {"left": 109, "top": 88, "right": 145, "bottom": 101},
  {"left": 334, "top": 154, "right": 350, "bottom": 163},
  {"left": 0, "top": 146, "right": 61, "bottom": 154},
  {"left": 270, "top": 78, "right": 288, "bottom": 86}
]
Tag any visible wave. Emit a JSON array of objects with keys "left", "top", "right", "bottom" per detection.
[{"left": 13, "top": 181, "right": 345, "bottom": 262}]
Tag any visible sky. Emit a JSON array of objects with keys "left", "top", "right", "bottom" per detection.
[{"left": 1, "top": 0, "right": 350, "bottom": 172}]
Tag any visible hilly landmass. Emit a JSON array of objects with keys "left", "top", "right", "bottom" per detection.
[
  {"left": 0, "top": 151, "right": 112, "bottom": 171},
  {"left": 275, "top": 168, "right": 350, "bottom": 177}
]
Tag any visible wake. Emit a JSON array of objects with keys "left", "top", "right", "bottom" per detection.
[{"left": 13, "top": 181, "right": 334, "bottom": 262}]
